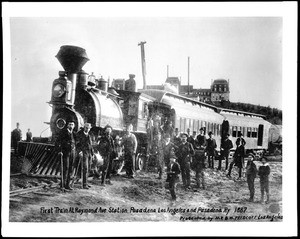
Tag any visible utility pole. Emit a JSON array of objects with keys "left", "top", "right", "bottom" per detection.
[
  {"left": 167, "top": 65, "right": 169, "bottom": 78},
  {"left": 188, "top": 56, "right": 190, "bottom": 95},
  {"left": 138, "top": 41, "right": 147, "bottom": 89}
]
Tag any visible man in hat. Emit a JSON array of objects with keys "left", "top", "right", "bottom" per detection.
[
  {"left": 163, "top": 134, "right": 178, "bottom": 166},
  {"left": 153, "top": 132, "right": 164, "bottom": 179},
  {"left": 11, "top": 122, "right": 22, "bottom": 155},
  {"left": 177, "top": 133, "right": 195, "bottom": 189},
  {"left": 162, "top": 120, "right": 174, "bottom": 139},
  {"left": 196, "top": 128, "right": 207, "bottom": 167},
  {"left": 173, "top": 128, "right": 181, "bottom": 146},
  {"left": 77, "top": 123, "right": 94, "bottom": 189},
  {"left": 206, "top": 131, "right": 217, "bottom": 169},
  {"left": 258, "top": 157, "right": 271, "bottom": 204},
  {"left": 121, "top": 124, "right": 137, "bottom": 178},
  {"left": 196, "top": 128, "right": 207, "bottom": 150},
  {"left": 236, "top": 132, "right": 246, "bottom": 168},
  {"left": 56, "top": 119, "right": 77, "bottom": 190},
  {"left": 26, "top": 128, "right": 32, "bottom": 142},
  {"left": 219, "top": 133, "right": 233, "bottom": 170},
  {"left": 98, "top": 124, "right": 116, "bottom": 185},
  {"left": 227, "top": 138, "right": 244, "bottom": 180},
  {"left": 246, "top": 153, "right": 258, "bottom": 202},
  {"left": 166, "top": 152, "right": 181, "bottom": 201},
  {"left": 187, "top": 131, "right": 198, "bottom": 149}
]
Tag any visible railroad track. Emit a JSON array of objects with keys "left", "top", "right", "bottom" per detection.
[{"left": 10, "top": 182, "right": 60, "bottom": 197}]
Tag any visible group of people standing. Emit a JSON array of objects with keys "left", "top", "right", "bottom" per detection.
[
  {"left": 151, "top": 122, "right": 271, "bottom": 203},
  {"left": 55, "top": 119, "right": 137, "bottom": 191},
  {"left": 11, "top": 122, "right": 33, "bottom": 155}
]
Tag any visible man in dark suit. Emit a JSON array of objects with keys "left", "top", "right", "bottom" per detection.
[
  {"left": 219, "top": 133, "right": 233, "bottom": 170},
  {"left": 236, "top": 132, "right": 246, "bottom": 168},
  {"left": 26, "top": 128, "right": 32, "bottom": 142},
  {"left": 56, "top": 119, "right": 77, "bottom": 190},
  {"left": 121, "top": 124, "right": 137, "bottom": 179},
  {"left": 163, "top": 134, "right": 177, "bottom": 167},
  {"left": 206, "top": 131, "right": 217, "bottom": 169},
  {"left": 177, "top": 133, "right": 195, "bottom": 189},
  {"left": 77, "top": 123, "right": 94, "bottom": 189},
  {"left": 173, "top": 128, "right": 181, "bottom": 146},
  {"left": 166, "top": 153, "right": 181, "bottom": 201},
  {"left": 98, "top": 124, "right": 116, "bottom": 185},
  {"left": 196, "top": 128, "right": 206, "bottom": 151},
  {"left": 227, "top": 139, "right": 245, "bottom": 180},
  {"left": 11, "top": 122, "right": 22, "bottom": 155}
]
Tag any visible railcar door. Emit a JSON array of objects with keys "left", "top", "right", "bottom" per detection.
[
  {"left": 257, "top": 124, "right": 264, "bottom": 146},
  {"left": 221, "top": 120, "right": 230, "bottom": 138}
]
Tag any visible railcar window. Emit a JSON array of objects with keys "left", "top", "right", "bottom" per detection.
[
  {"left": 213, "top": 123, "right": 216, "bottom": 135},
  {"left": 232, "top": 126, "right": 237, "bottom": 137},
  {"left": 247, "top": 127, "right": 251, "bottom": 137},
  {"left": 237, "top": 126, "right": 242, "bottom": 137},
  {"left": 217, "top": 124, "right": 220, "bottom": 136},
  {"left": 243, "top": 127, "right": 246, "bottom": 136},
  {"left": 252, "top": 128, "right": 258, "bottom": 138}
]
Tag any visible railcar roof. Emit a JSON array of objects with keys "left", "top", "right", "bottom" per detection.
[
  {"left": 219, "top": 107, "right": 267, "bottom": 119},
  {"left": 138, "top": 89, "right": 219, "bottom": 112}
]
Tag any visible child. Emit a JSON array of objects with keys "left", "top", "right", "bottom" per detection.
[
  {"left": 166, "top": 153, "right": 181, "bottom": 201},
  {"left": 258, "top": 157, "right": 271, "bottom": 204},
  {"left": 246, "top": 154, "right": 257, "bottom": 202}
]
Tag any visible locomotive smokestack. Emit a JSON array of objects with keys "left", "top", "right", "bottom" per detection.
[
  {"left": 56, "top": 45, "right": 89, "bottom": 73},
  {"left": 55, "top": 45, "right": 90, "bottom": 106}
]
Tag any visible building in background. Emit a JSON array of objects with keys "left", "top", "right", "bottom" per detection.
[{"left": 139, "top": 77, "right": 230, "bottom": 103}]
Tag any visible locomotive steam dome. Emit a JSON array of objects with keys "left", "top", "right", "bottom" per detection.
[{"left": 56, "top": 45, "right": 89, "bottom": 73}]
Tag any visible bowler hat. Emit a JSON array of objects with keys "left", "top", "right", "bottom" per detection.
[
  {"left": 67, "top": 118, "right": 76, "bottom": 124},
  {"left": 248, "top": 153, "right": 255, "bottom": 158},
  {"left": 169, "top": 151, "right": 177, "bottom": 160},
  {"left": 104, "top": 124, "right": 113, "bottom": 130},
  {"left": 208, "top": 131, "right": 213, "bottom": 135},
  {"left": 84, "top": 123, "right": 92, "bottom": 128},
  {"left": 200, "top": 127, "right": 204, "bottom": 131}
]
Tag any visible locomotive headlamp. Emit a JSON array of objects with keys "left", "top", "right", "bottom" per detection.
[
  {"left": 56, "top": 118, "right": 66, "bottom": 129},
  {"left": 53, "top": 84, "right": 65, "bottom": 98}
]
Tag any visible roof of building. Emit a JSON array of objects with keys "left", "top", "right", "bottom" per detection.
[
  {"left": 212, "top": 79, "right": 229, "bottom": 84},
  {"left": 192, "top": 88, "right": 211, "bottom": 92}
]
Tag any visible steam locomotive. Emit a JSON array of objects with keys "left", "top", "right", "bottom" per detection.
[{"left": 18, "top": 45, "right": 272, "bottom": 176}]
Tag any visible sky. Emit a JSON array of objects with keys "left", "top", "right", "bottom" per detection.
[{"left": 4, "top": 3, "right": 288, "bottom": 138}]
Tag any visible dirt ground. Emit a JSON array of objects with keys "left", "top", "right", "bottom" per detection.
[{"left": 9, "top": 156, "right": 282, "bottom": 222}]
